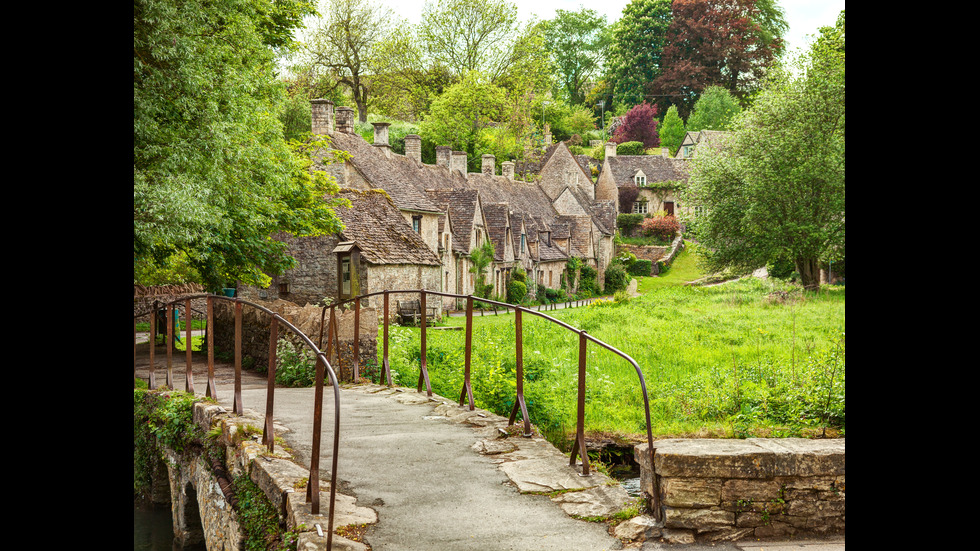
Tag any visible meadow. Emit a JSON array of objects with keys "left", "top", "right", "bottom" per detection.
[{"left": 384, "top": 248, "right": 845, "bottom": 445}]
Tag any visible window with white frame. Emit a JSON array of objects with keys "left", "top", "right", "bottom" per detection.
[
  {"left": 633, "top": 201, "right": 648, "bottom": 214},
  {"left": 634, "top": 172, "right": 646, "bottom": 186}
]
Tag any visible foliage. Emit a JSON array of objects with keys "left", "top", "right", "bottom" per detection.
[
  {"left": 605, "top": 0, "right": 673, "bottom": 107},
  {"left": 134, "top": 0, "right": 346, "bottom": 290},
  {"left": 627, "top": 259, "right": 653, "bottom": 276},
  {"left": 418, "top": 71, "right": 506, "bottom": 157},
  {"left": 542, "top": 7, "right": 610, "bottom": 106},
  {"left": 603, "top": 264, "right": 630, "bottom": 294},
  {"left": 611, "top": 103, "right": 660, "bottom": 148},
  {"left": 685, "top": 12, "right": 844, "bottom": 291},
  {"left": 658, "top": 105, "right": 686, "bottom": 157},
  {"left": 468, "top": 239, "right": 497, "bottom": 298},
  {"left": 274, "top": 338, "right": 317, "bottom": 387},
  {"left": 639, "top": 214, "right": 680, "bottom": 242},
  {"left": 649, "top": 0, "right": 784, "bottom": 119},
  {"left": 616, "top": 141, "right": 646, "bottom": 156},
  {"left": 686, "top": 85, "right": 742, "bottom": 132},
  {"left": 617, "top": 212, "right": 645, "bottom": 234},
  {"left": 506, "top": 280, "right": 528, "bottom": 304},
  {"left": 297, "top": 0, "right": 395, "bottom": 123},
  {"left": 233, "top": 473, "right": 299, "bottom": 550},
  {"left": 578, "top": 264, "right": 600, "bottom": 296}
]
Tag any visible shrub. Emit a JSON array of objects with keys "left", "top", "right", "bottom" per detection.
[
  {"left": 579, "top": 264, "right": 600, "bottom": 296},
  {"left": 628, "top": 259, "right": 653, "bottom": 276},
  {"left": 616, "top": 141, "right": 646, "bottom": 156},
  {"left": 617, "top": 213, "right": 645, "bottom": 234},
  {"left": 604, "top": 264, "right": 630, "bottom": 294},
  {"left": 640, "top": 215, "right": 680, "bottom": 242},
  {"left": 507, "top": 280, "right": 527, "bottom": 304}
]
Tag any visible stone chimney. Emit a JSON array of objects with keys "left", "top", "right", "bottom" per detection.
[
  {"left": 311, "top": 99, "right": 335, "bottom": 135},
  {"left": 502, "top": 161, "right": 515, "bottom": 180},
  {"left": 436, "top": 146, "right": 452, "bottom": 168},
  {"left": 662, "top": 146, "right": 670, "bottom": 158},
  {"left": 372, "top": 122, "right": 391, "bottom": 158},
  {"left": 605, "top": 141, "right": 617, "bottom": 158},
  {"left": 481, "top": 154, "right": 495, "bottom": 176},
  {"left": 451, "top": 151, "right": 467, "bottom": 176},
  {"left": 335, "top": 106, "right": 354, "bottom": 134},
  {"left": 543, "top": 123, "right": 551, "bottom": 146},
  {"left": 405, "top": 134, "right": 422, "bottom": 164}
]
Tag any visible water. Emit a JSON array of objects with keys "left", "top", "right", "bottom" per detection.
[{"left": 134, "top": 504, "right": 206, "bottom": 551}]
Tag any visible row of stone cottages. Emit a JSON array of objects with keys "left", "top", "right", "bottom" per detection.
[{"left": 238, "top": 100, "right": 713, "bottom": 320}]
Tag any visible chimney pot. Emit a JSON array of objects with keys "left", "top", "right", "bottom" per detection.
[
  {"left": 481, "top": 154, "right": 495, "bottom": 176},
  {"left": 371, "top": 122, "right": 391, "bottom": 147},
  {"left": 405, "top": 134, "right": 422, "bottom": 164},
  {"left": 502, "top": 161, "right": 515, "bottom": 180},
  {"left": 451, "top": 151, "right": 467, "bottom": 177},
  {"left": 605, "top": 141, "right": 617, "bottom": 158},
  {"left": 335, "top": 107, "right": 354, "bottom": 134},
  {"left": 436, "top": 146, "right": 451, "bottom": 168},
  {"left": 311, "top": 99, "right": 335, "bottom": 135}
]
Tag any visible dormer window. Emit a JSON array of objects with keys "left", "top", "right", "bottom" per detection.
[
  {"left": 634, "top": 171, "right": 646, "bottom": 186},
  {"left": 412, "top": 215, "right": 422, "bottom": 234}
]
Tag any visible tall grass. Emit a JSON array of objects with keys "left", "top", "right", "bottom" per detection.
[{"left": 385, "top": 250, "right": 845, "bottom": 441}]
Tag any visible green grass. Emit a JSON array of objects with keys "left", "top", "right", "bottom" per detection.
[{"left": 385, "top": 245, "right": 845, "bottom": 442}]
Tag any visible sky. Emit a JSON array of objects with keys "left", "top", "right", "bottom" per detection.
[{"left": 374, "top": 0, "right": 844, "bottom": 57}]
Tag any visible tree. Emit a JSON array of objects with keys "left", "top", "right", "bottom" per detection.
[
  {"left": 649, "top": 0, "right": 784, "bottom": 119},
  {"left": 685, "top": 12, "right": 844, "bottom": 291},
  {"left": 658, "top": 105, "right": 686, "bottom": 156},
  {"left": 418, "top": 71, "right": 507, "bottom": 161},
  {"left": 605, "top": 0, "right": 673, "bottom": 108},
  {"left": 611, "top": 102, "right": 660, "bottom": 148},
  {"left": 300, "top": 0, "right": 395, "bottom": 122},
  {"left": 134, "top": 0, "right": 346, "bottom": 290},
  {"left": 686, "top": 85, "right": 742, "bottom": 131},
  {"left": 542, "top": 8, "right": 610, "bottom": 106},
  {"left": 468, "top": 240, "right": 496, "bottom": 298}
]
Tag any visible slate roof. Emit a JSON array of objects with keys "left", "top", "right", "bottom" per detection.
[
  {"left": 482, "top": 203, "right": 512, "bottom": 262},
  {"left": 424, "top": 188, "right": 482, "bottom": 254},
  {"left": 605, "top": 155, "right": 690, "bottom": 188},
  {"left": 333, "top": 189, "right": 441, "bottom": 266}
]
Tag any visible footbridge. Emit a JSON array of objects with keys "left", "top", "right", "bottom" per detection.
[{"left": 134, "top": 290, "right": 660, "bottom": 550}]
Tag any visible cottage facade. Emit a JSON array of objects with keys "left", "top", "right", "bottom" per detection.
[{"left": 597, "top": 145, "right": 691, "bottom": 217}]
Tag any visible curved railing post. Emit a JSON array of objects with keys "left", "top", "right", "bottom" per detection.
[
  {"left": 148, "top": 300, "right": 157, "bottom": 389},
  {"left": 382, "top": 291, "right": 392, "bottom": 386},
  {"left": 166, "top": 302, "right": 175, "bottom": 389},
  {"left": 185, "top": 298, "right": 194, "bottom": 394},
  {"left": 509, "top": 307, "right": 532, "bottom": 436},
  {"left": 458, "top": 295, "right": 474, "bottom": 410},
  {"left": 569, "top": 330, "right": 591, "bottom": 476},
  {"left": 206, "top": 296, "right": 217, "bottom": 399},
  {"left": 263, "top": 316, "right": 278, "bottom": 452},
  {"left": 353, "top": 297, "right": 360, "bottom": 381},
  {"left": 418, "top": 290, "right": 432, "bottom": 396},
  {"left": 233, "top": 300, "right": 243, "bottom": 414}
]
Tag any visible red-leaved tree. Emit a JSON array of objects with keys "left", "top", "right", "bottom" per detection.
[
  {"left": 611, "top": 102, "right": 660, "bottom": 148},
  {"left": 640, "top": 215, "right": 680, "bottom": 242},
  {"left": 649, "top": 0, "right": 783, "bottom": 119}
]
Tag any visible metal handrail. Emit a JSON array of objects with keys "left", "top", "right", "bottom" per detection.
[
  {"left": 134, "top": 293, "right": 343, "bottom": 548},
  {"left": 318, "top": 288, "right": 661, "bottom": 519}
]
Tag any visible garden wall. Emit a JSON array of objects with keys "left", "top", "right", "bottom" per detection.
[
  {"left": 211, "top": 298, "right": 378, "bottom": 383},
  {"left": 634, "top": 438, "right": 844, "bottom": 543},
  {"left": 618, "top": 232, "right": 685, "bottom": 276}
]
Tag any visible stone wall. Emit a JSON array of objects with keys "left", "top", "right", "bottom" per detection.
[
  {"left": 210, "top": 298, "right": 378, "bottom": 383},
  {"left": 618, "top": 232, "right": 684, "bottom": 276},
  {"left": 634, "top": 438, "right": 845, "bottom": 544}
]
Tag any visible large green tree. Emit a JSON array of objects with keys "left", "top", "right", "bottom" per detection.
[
  {"left": 134, "top": 0, "right": 347, "bottom": 290},
  {"left": 418, "top": 71, "right": 507, "bottom": 166},
  {"left": 685, "top": 11, "right": 844, "bottom": 291},
  {"left": 605, "top": 0, "right": 673, "bottom": 108},
  {"left": 542, "top": 8, "right": 610, "bottom": 106},
  {"left": 686, "top": 85, "right": 742, "bottom": 132}
]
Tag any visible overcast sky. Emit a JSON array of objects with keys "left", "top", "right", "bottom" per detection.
[{"left": 373, "top": 0, "right": 844, "bottom": 57}]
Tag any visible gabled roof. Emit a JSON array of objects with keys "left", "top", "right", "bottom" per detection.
[
  {"left": 482, "top": 203, "right": 513, "bottom": 262},
  {"left": 424, "top": 188, "right": 483, "bottom": 255},
  {"left": 333, "top": 189, "right": 441, "bottom": 266},
  {"left": 605, "top": 155, "right": 690, "bottom": 188}
]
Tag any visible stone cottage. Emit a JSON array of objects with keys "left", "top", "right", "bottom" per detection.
[{"left": 596, "top": 142, "right": 691, "bottom": 217}]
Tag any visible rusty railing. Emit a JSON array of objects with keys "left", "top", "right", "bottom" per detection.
[
  {"left": 318, "top": 289, "right": 661, "bottom": 519},
  {"left": 133, "top": 294, "right": 343, "bottom": 548}
]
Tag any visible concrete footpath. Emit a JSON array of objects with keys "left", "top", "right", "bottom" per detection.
[{"left": 209, "top": 381, "right": 843, "bottom": 551}]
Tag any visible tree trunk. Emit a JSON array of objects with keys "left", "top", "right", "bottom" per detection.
[{"left": 796, "top": 257, "right": 821, "bottom": 292}]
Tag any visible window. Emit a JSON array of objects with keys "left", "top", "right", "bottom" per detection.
[
  {"left": 412, "top": 215, "right": 422, "bottom": 234},
  {"left": 341, "top": 257, "right": 351, "bottom": 295},
  {"left": 635, "top": 174, "right": 646, "bottom": 186},
  {"left": 633, "top": 201, "right": 648, "bottom": 214},
  {"left": 520, "top": 233, "right": 525, "bottom": 254}
]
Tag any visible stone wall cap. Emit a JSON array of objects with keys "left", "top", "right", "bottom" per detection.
[{"left": 636, "top": 438, "right": 845, "bottom": 479}]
